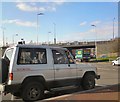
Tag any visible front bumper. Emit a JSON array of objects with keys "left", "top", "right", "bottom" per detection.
[{"left": 95, "top": 75, "right": 100, "bottom": 79}]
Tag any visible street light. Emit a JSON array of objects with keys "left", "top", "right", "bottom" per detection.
[
  {"left": 53, "top": 23, "right": 56, "bottom": 44},
  {"left": 48, "top": 32, "right": 51, "bottom": 45},
  {"left": 13, "top": 34, "right": 18, "bottom": 45},
  {"left": 37, "top": 13, "right": 44, "bottom": 44},
  {"left": 91, "top": 24, "right": 97, "bottom": 41},
  {"left": 91, "top": 24, "right": 97, "bottom": 58},
  {"left": 1, "top": 27, "right": 6, "bottom": 46},
  {"left": 113, "top": 17, "right": 115, "bottom": 40}
]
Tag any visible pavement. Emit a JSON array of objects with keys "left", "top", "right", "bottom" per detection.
[{"left": 42, "top": 84, "right": 120, "bottom": 102}]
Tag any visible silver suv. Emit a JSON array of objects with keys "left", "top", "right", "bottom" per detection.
[{"left": 0, "top": 44, "right": 100, "bottom": 101}]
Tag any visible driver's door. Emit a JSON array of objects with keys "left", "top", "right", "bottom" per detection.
[{"left": 52, "top": 49, "right": 72, "bottom": 87}]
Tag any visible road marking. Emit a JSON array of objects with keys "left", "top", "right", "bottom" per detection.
[{"left": 42, "top": 94, "right": 71, "bottom": 101}]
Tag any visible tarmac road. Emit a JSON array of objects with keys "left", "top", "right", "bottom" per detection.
[
  {"left": 1, "top": 62, "right": 119, "bottom": 101},
  {"left": 91, "top": 62, "right": 119, "bottom": 86}
]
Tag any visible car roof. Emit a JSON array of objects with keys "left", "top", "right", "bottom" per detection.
[{"left": 12, "top": 44, "right": 67, "bottom": 50}]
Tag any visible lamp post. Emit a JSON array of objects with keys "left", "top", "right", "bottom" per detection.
[
  {"left": 48, "top": 31, "right": 51, "bottom": 45},
  {"left": 1, "top": 27, "right": 6, "bottom": 46},
  {"left": 37, "top": 13, "right": 44, "bottom": 45},
  {"left": 113, "top": 17, "right": 115, "bottom": 40},
  {"left": 91, "top": 24, "right": 97, "bottom": 58},
  {"left": 13, "top": 34, "right": 18, "bottom": 45},
  {"left": 53, "top": 23, "right": 56, "bottom": 45}
]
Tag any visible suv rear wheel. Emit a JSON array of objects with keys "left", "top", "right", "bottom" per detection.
[{"left": 22, "top": 82, "right": 44, "bottom": 101}]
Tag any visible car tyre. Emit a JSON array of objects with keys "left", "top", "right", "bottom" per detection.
[
  {"left": 22, "top": 82, "right": 44, "bottom": 101},
  {"left": 81, "top": 74, "right": 95, "bottom": 90},
  {"left": 112, "top": 62, "right": 115, "bottom": 66}
]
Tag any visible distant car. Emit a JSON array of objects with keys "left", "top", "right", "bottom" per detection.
[{"left": 112, "top": 57, "right": 120, "bottom": 66}]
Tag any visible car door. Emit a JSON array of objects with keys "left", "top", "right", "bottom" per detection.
[
  {"left": 52, "top": 49, "right": 72, "bottom": 87},
  {"left": 65, "top": 50, "right": 77, "bottom": 79}
]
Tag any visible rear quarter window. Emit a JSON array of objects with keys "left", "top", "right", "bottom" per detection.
[{"left": 17, "top": 48, "right": 47, "bottom": 65}]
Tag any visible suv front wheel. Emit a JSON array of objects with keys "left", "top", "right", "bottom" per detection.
[
  {"left": 22, "top": 82, "right": 44, "bottom": 101},
  {"left": 81, "top": 74, "right": 95, "bottom": 90}
]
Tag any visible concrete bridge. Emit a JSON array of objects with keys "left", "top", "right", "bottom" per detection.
[{"left": 0, "top": 38, "right": 119, "bottom": 58}]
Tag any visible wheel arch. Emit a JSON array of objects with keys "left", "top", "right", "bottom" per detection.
[
  {"left": 21, "top": 75, "right": 47, "bottom": 89},
  {"left": 82, "top": 71, "right": 96, "bottom": 78},
  {"left": 81, "top": 71, "right": 96, "bottom": 90}
]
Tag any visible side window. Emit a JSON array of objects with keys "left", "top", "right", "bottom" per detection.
[
  {"left": 65, "top": 50, "right": 75, "bottom": 64},
  {"left": 33, "top": 49, "right": 47, "bottom": 64},
  {"left": 17, "top": 48, "right": 33, "bottom": 64},
  {"left": 52, "top": 49, "right": 68, "bottom": 64},
  {"left": 17, "top": 48, "right": 47, "bottom": 64}
]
